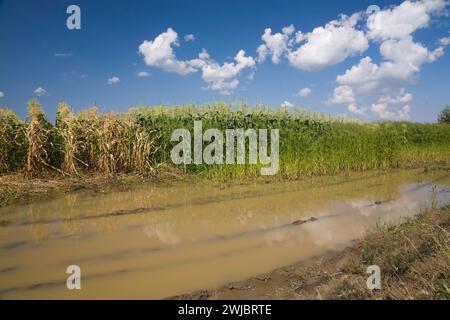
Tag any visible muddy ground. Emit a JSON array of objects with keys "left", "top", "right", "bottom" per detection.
[
  {"left": 0, "top": 170, "right": 187, "bottom": 208},
  {"left": 1, "top": 169, "right": 449, "bottom": 300},
  {"left": 2, "top": 165, "right": 448, "bottom": 208}
]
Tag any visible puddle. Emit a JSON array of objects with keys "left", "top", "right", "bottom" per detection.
[{"left": 0, "top": 169, "right": 449, "bottom": 299}]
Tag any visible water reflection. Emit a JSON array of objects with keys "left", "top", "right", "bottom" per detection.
[{"left": 0, "top": 169, "right": 449, "bottom": 299}]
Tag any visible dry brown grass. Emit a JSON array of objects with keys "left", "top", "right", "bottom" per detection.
[
  {"left": 56, "top": 102, "right": 79, "bottom": 175},
  {"left": 334, "top": 207, "right": 450, "bottom": 299},
  {"left": 292, "top": 206, "right": 450, "bottom": 300},
  {"left": 54, "top": 105, "right": 154, "bottom": 176},
  {"left": 24, "top": 100, "right": 52, "bottom": 177},
  {"left": 13, "top": 100, "right": 155, "bottom": 178}
]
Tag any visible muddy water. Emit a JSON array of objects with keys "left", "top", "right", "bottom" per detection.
[{"left": 0, "top": 169, "right": 450, "bottom": 299}]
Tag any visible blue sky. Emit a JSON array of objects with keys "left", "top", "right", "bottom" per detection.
[{"left": 0, "top": 0, "right": 449, "bottom": 122}]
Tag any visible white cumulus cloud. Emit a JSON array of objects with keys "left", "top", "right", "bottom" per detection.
[
  {"left": 281, "top": 100, "right": 294, "bottom": 108},
  {"left": 138, "top": 28, "right": 198, "bottom": 75},
  {"left": 298, "top": 87, "right": 311, "bottom": 97},
  {"left": 0, "top": 91, "right": 4, "bottom": 98},
  {"left": 369, "top": 89, "right": 413, "bottom": 119},
  {"left": 337, "top": 35, "right": 442, "bottom": 92},
  {"left": 257, "top": 26, "right": 293, "bottom": 64},
  {"left": 328, "top": 0, "right": 449, "bottom": 119},
  {"left": 379, "top": 89, "right": 413, "bottom": 105},
  {"left": 328, "top": 85, "right": 356, "bottom": 105},
  {"left": 367, "top": 0, "right": 447, "bottom": 40},
  {"left": 371, "top": 102, "right": 411, "bottom": 120},
  {"left": 328, "top": 85, "right": 365, "bottom": 114},
  {"left": 439, "top": 36, "right": 450, "bottom": 46},
  {"left": 257, "top": 14, "right": 369, "bottom": 70},
  {"left": 184, "top": 34, "right": 195, "bottom": 42},
  {"left": 34, "top": 87, "right": 47, "bottom": 96},
  {"left": 334, "top": 56, "right": 417, "bottom": 119},
  {"left": 107, "top": 76, "right": 120, "bottom": 85},
  {"left": 332, "top": 16, "right": 445, "bottom": 119},
  {"left": 194, "top": 49, "right": 256, "bottom": 95},
  {"left": 139, "top": 28, "right": 255, "bottom": 94},
  {"left": 287, "top": 14, "right": 368, "bottom": 70},
  {"left": 136, "top": 71, "right": 150, "bottom": 78}
]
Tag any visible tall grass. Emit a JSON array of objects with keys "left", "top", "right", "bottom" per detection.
[{"left": 0, "top": 100, "right": 449, "bottom": 179}]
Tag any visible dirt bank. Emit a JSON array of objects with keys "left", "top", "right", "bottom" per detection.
[
  {"left": 174, "top": 205, "right": 450, "bottom": 300},
  {"left": 0, "top": 170, "right": 187, "bottom": 208}
]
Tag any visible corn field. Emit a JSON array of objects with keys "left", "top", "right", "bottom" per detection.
[{"left": 0, "top": 100, "right": 449, "bottom": 178}]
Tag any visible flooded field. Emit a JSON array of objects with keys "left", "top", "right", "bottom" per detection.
[{"left": 0, "top": 169, "right": 450, "bottom": 299}]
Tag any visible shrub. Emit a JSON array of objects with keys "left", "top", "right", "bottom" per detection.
[{"left": 438, "top": 106, "right": 450, "bottom": 124}]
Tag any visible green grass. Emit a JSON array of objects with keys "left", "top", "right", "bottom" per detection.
[{"left": 1, "top": 101, "right": 449, "bottom": 179}]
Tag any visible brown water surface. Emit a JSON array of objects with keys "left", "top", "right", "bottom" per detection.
[{"left": 0, "top": 169, "right": 449, "bottom": 299}]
